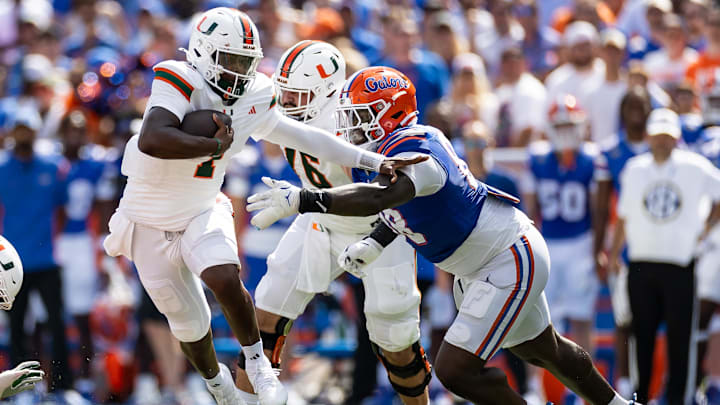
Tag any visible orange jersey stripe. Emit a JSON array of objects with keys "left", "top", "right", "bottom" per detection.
[
  {"left": 474, "top": 246, "right": 523, "bottom": 356},
  {"left": 154, "top": 68, "right": 194, "bottom": 91},
  {"left": 381, "top": 136, "right": 427, "bottom": 156}
]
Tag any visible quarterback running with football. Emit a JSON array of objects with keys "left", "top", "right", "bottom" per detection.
[
  {"left": 233, "top": 41, "right": 431, "bottom": 405},
  {"left": 103, "top": 8, "right": 421, "bottom": 405},
  {"left": 247, "top": 66, "right": 638, "bottom": 405}
]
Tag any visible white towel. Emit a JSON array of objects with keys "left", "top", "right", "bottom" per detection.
[
  {"left": 103, "top": 210, "right": 135, "bottom": 261},
  {"left": 297, "top": 221, "right": 333, "bottom": 293}
]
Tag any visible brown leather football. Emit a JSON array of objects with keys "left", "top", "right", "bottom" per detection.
[{"left": 179, "top": 110, "right": 232, "bottom": 138}]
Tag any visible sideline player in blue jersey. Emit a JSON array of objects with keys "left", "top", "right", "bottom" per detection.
[
  {"left": 246, "top": 66, "right": 637, "bottom": 405},
  {"left": 56, "top": 111, "right": 118, "bottom": 393},
  {"left": 593, "top": 86, "right": 650, "bottom": 397},
  {"left": 521, "top": 95, "right": 599, "bottom": 355}
]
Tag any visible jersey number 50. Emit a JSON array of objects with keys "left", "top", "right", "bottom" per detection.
[{"left": 537, "top": 180, "right": 587, "bottom": 222}]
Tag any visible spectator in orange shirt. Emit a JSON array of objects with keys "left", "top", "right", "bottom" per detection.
[{"left": 686, "top": 10, "right": 720, "bottom": 89}]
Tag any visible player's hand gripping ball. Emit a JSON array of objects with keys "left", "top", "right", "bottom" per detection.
[
  {"left": 338, "top": 237, "right": 384, "bottom": 278},
  {"left": 246, "top": 177, "right": 301, "bottom": 229}
]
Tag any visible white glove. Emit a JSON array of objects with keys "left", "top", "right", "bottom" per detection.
[
  {"left": 246, "top": 177, "right": 301, "bottom": 229},
  {"left": 338, "top": 238, "right": 384, "bottom": 278},
  {"left": 0, "top": 361, "right": 44, "bottom": 399}
]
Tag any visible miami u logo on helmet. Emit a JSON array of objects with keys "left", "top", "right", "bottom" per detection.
[{"left": 364, "top": 76, "right": 409, "bottom": 93}]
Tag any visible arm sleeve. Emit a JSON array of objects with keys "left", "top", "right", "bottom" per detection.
[
  {"left": 144, "top": 79, "right": 192, "bottom": 122},
  {"left": 392, "top": 151, "right": 447, "bottom": 197},
  {"left": 262, "top": 114, "right": 384, "bottom": 171}
]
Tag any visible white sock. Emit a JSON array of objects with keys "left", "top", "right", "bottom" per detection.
[
  {"left": 204, "top": 365, "right": 225, "bottom": 386},
  {"left": 243, "top": 340, "right": 264, "bottom": 363},
  {"left": 238, "top": 389, "right": 259, "bottom": 405},
  {"left": 607, "top": 393, "right": 630, "bottom": 405}
]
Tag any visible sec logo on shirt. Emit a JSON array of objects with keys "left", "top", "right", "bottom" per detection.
[{"left": 643, "top": 181, "right": 682, "bottom": 223}]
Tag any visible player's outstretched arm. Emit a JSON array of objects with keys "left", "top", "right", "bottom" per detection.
[
  {"left": 0, "top": 361, "right": 45, "bottom": 399},
  {"left": 264, "top": 115, "right": 427, "bottom": 181},
  {"left": 138, "top": 107, "right": 232, "bottom": 159},
  {"left": 246, "top": 173, "right": 416, "bottom": 229}
]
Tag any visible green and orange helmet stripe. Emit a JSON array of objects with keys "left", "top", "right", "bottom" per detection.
[
  {"left": 278, "top": 40, "right": 320, "bottom": 79},
  {"left": 237, "top": 12, "right": 255, "bottom": 46}
]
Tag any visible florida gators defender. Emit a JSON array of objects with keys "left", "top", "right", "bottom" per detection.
[
  {"left": 102, "top": 9, "right": 421, "bottom": 405},
  {"left": 245, "top": 66, "right": 638, "bottom": 405},
  {"left": 520, "top": 95, "right": 599, "bottom": 353},
  {"left": 232, "top": 41, "right": 430, "bottom": 405}
]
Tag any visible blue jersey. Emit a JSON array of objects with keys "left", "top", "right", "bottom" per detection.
[
  {"left": 528, "top": 143, "right": 596, "bottom": 239},
  {"left": 0, "top": 153, "right": 67, "bottom": 271},
  {"left": 600, "top": 137, "right": 648, "bottom": 192},
  {"left": 680, "top": 113, "right": 705, "bottom": 152},
  {"left": 699, "top": 126, "right": 720, "bottom": 168},
  {"left": 62, "top": 157, "right": 107, "bottom": 234},
  {"left": 353, "top": 125, "right": 517, "bottom": 263}
]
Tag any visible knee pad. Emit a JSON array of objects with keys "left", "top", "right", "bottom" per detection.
[
  {"left": 372, "top": 341, "right": 432, "bottom": 397},
  {"left": 238, "top": 317, "right": 293, "bottom": 369},
  {"left": 144, "top": 279, "right": 210, "bottom": 343},
  {"left": 367, "top": 317, "right": 421, "bottom": 353}
]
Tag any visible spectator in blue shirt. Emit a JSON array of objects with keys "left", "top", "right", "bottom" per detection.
[
  {"left": 514, "top": 0, "right": 559, "bottom": 78},
  {"left": 375, "top": 9, "right": 449, "bottom": 123},
  {"left": 0, "top": 107, "right": 73, "bottom": 392}
]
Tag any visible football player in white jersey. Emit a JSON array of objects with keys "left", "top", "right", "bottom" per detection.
[
  {"left": 102, "top": 8, "right": 422, "bottom": 405},
  {"left": 232, "top": 41, "right": 431, "bottom": 405}
]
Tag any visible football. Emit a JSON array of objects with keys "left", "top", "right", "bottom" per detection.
[{"left": 180, "top": 110, "right": 232, "bottom": 138}]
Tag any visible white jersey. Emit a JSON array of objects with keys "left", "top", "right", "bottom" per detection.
[
  {"left": 120, "top": 60, "right": 281, "bottom": 231},
  {"left": 281, "top": 105, "right": 377, "bottom": 235}
]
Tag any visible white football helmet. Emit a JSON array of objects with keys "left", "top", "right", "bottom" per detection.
[
  {"left": 186, "top": 7, "right": 263, "bottom": 99},
  {"left": 273, "top": 40, "right": 346, "bottom": 123},
  {"left": 547, "top": 94, "right": 586, "bottom": 151},
  {"left": 0, "top": 236, "right": 23, "bottom": 310}
]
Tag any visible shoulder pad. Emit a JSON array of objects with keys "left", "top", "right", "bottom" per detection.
[
  {"left": 377, "top": 125, "right": 433, "bottom": 156},
  {"left": 152, "top": 60, "right": 204, "bottom": 99},
  {"left": 242, "top": 72, "right": 276, "bottom": 107}
]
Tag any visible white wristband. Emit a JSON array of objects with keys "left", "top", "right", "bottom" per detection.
[{"left": 357, "top": 151, "right": 384, "bottom": 172}]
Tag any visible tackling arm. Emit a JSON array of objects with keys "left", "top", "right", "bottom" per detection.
[
  {"left": 299, "top": 172, "right": 416, "bottom": 217},
  {"left": 246, "top": 172, "right": 416, "bottom": 229},
  {"left": 137, "top": 107, "right": 227, "bottom": 159}
]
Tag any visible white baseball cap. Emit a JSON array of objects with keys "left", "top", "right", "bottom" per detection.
[
  {"left": 646, "top": 108, "right": 680, "bottom": 139},
  {"left": 564, "top": 21, "right": 599, "bottom": 47}
]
